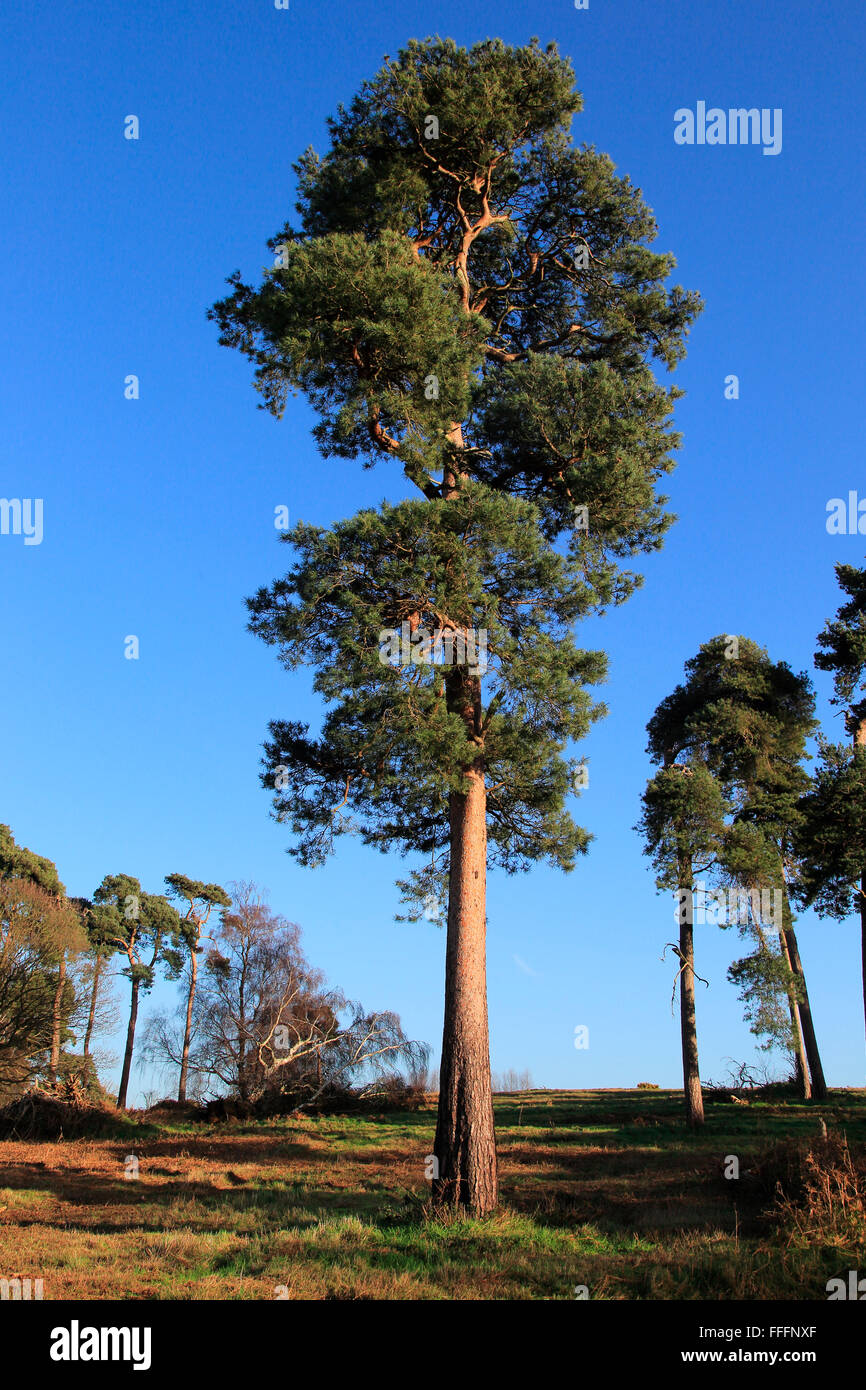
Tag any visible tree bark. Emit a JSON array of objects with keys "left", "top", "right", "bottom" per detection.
[
  {"left": 779, "top": 928, "right": 812, "bottom": 1099},
  {"left": 430, "top": 427, "right": 497, "bottom": 1214},
  {"left": 751, "top": 908, "right": 809, "bottom": 1096},
  {"left": 676, "top": 859, "right": 704, "bottom": 1128},
  {"left": 83, "top": 953, "right": 103, "bottom": 1056},
  {"left": 782, "top": 917, "right": 825, "bottom": 1100},
  {"left": 117, "top": 977, "right": 140, "bottom": 1110},
  {"left": 854, "top": 719, "right": 866, "bottom": 1061},
  {"left": 770, "top": 891, "right": 812, "bottom": 1099},
  {"left": 787, "top": 995, "right": 810, "bottom": 1099},
  {"left": 237, "top": 951, "right": 249, "bottom": 1101},
  {"left": 178, "top": 949, "right": 198, "bottom": 1102},
  {"left": 860, "top": 870, "right": 866, "bottom": 1059},
  {"left": 50, "top": 954, "right": 66, "bottom": 1079},
  {"left": 432, "top": 762, "right": 498, "bottom": 1214}
]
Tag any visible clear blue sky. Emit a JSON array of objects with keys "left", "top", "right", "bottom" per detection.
[{"left": 2, "top": 0, "right": 864, "bottom": 1102}]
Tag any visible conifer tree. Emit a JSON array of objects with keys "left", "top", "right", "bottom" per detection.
[
  {"left": 722, "top": 821, "right": 811, "bottom": 1089},
  {"left": 211, "top": 37, "right": 701, "bottom": 1211},
  {"left": 163, "top": 874, "right": 231, "bottom": 1102},
  {"left": 0, "top": 823, "right": 64, "bottom": 896},
  {"left": 638, "top": 757, "right": 729, "bottom": 1126},
  {"left": 645, "top": 636, "right": 826, "bottom": 1098},
  {"left": 797, "top": 562, "right": 866, "bottom": 1049},
  {"left": 92, "top": 875, "right": 181, "bottom": 1109}
]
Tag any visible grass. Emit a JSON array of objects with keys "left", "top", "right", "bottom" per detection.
[{"left": 0, "top": 1088, "right": 864, "bottom": 1300}]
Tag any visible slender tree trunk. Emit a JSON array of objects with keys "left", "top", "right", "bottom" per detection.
[
  {"left": 432, "top": 762, "right": 498, "bottom": 1214},
  {"left": 83, "top": 953, "right": 103, "bottom": 1056},
  {"left": 117, "top": 977, "right": 140, "bottom": 1110},
  {"left": 752, "top": 909, "right": 808, "bottom": 1095},
  {"left": 676, "top": 855, "right": 704, "bottom": 1128},
  {"left": 779, "top": 928, "right": 812, "bottom": 1099},
  {"left": 431, "top": 432, "right": 497, "bottom": 1214},
  {"left": 782, "top": 917, "right": 825, "bottom": 1099},
  {"left": 860, "top": 870, "right": 866, "bottom": 1058},
  {"left": 178, "top": 949, "right": 198, "bottom": 1102},
  {"left": 854, "top": 720, "right": 866, "bottom": 1060},
  {"left": 788, "top": 997, "right": 809, "bottom": 1097},
  {"left": 237, "top": 959, "right": 248, "bottom": 1101},
  {"left": 778, "top": 884, "right": 828, "bottom": 1100},
  {"left": 50, "top": 954, "right": 66, "bottom": 1079}
]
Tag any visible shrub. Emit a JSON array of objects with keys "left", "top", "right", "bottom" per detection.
[
  {"left": 54, "top": 1053, "right": 113, "bottom": 1105},
  {"left": 141, "top": 1097, "right": 204, "bottom": 1124},
  {"left": 0, "top": 1081, "right": 122, "bottom": 1140},
  {"left": 753, "top": 1135, "right": 866, "bottom": 1244}
]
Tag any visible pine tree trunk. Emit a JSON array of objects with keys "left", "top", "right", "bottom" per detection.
[
  {"left": 854, "top": 720, "right": 866, "bottom": 1064},
  {"left": 784, "top": 974, "right": 808, "bottom": 1096},
  {"left": 782, "top": 922, "right": 825, "bottom": 1099},
  {"left": 676, "top": 861, "right": 704, "bottom": 1128},
  {"left": 774, "top": 919, "right": 811, "bottom": 1099},
  {"left": 84, "top": 953, "right": 103, "bottom": 1056},
  {"left": 117, "top": 977, "right": 140, "bottom": 1110},
  {"left": 50, "top": 955, "right": 66, "bottom": 1079},
  {"left": 790, "top": 1011, "right": 808, "bottom": 1095},
  {"left": 753, "top": 912, "right": 808, "bottom": 1095},
  {"left": 432, "top": 763, "right": 498, "bottom": 1215},
  {"left": 861, "top": 871, "right": 866, "bottom": 1059},
  {"left": 430, "top": 433, "right": 497, "bottom": 1214},
  {"left": 178, "top": 949, "right": 198, "bottom": 1103},
  {"left": 782, "top": 950, "right": 812, "bottom": 1100}
]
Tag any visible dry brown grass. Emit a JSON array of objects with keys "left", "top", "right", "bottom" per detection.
[
  {"left": 752, "top": 1133, "right": 866, "bottom": 1246},
  {"left": 0, "top": 1089, "right": 864, "bottom": 1299}
]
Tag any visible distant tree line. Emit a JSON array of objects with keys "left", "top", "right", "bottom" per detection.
[{"left": 0, "top": 841, "right": 426, "bottom": 1110}]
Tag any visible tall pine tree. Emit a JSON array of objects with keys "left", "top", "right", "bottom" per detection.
[
  {"left": 163, "top": 875, "right": 231, "bottom": 1103},
  {"left": 211, "top": 37, "right": 701, "bottom": 1211},
  {"left": 92, "top": 875, "right": 181, "bottom": 1109},
  {"left": 638, "top": 756, "right": 729, "bottom": 1127},
  {"left": 645, "top": 636, "right": 825, "bottom": 1098}
]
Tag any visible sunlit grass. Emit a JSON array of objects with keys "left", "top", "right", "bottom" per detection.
[{"left": 0, "top": 1087, "right": 863, "bottom": 1298}]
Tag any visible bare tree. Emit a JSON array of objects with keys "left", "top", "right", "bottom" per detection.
[
  {"left": 141, "top": 881, "right": 427, "bottom": 1104},
  {"left": 492, "top": 1069, "right": 533, "bottom": 1093},
  {"left": 68, "top": 950, "right": 121, "bottom": 1057}
]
